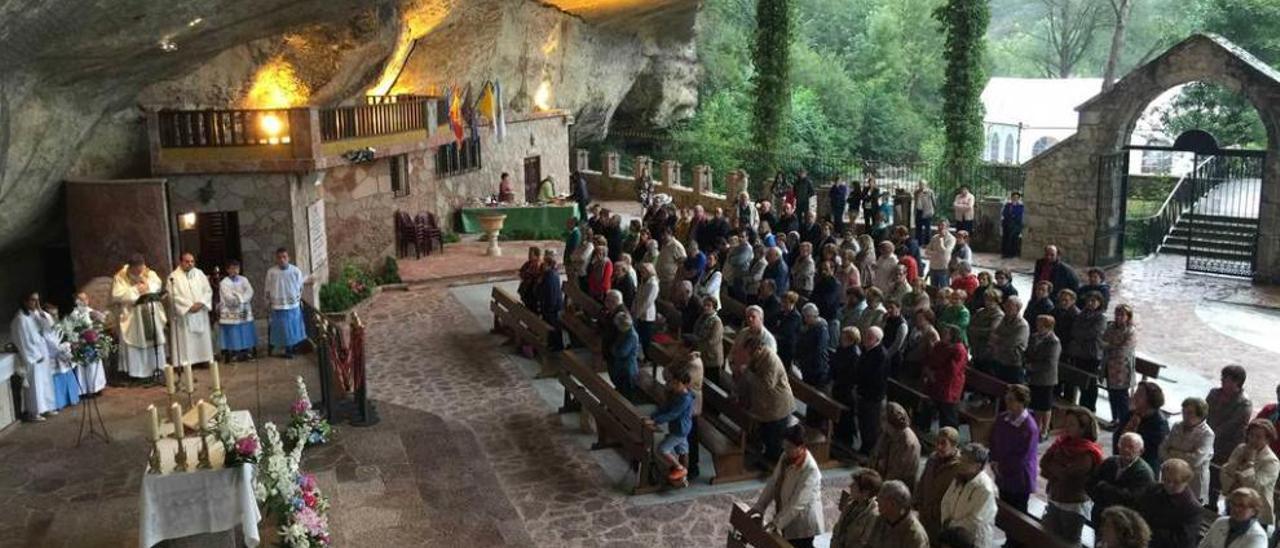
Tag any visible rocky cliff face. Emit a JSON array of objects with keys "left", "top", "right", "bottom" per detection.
[{"left": 0, "top": 0, "right": 699, "bottom": 256}]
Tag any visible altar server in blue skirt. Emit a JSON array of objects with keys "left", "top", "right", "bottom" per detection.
[
  {"left": 219, "top": 260, "right": 257, "bottom": 362},
  {"left": 264, "top": 248, "right": 310, "bottom": 359}
]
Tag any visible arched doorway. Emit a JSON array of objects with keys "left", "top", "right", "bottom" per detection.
[{"left": 1022, "top": 34, "right": 1280, "bottom": 283}]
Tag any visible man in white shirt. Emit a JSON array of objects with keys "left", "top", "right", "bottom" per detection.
[
  {"left": 264, "top": 248, "right": 309, "bottom": 359},
  {"left": 925, "top": 220, "right": 956, "bottom": 289},
  {"left": 110, "top": 254, "right": 166, "bottom": 379},
  {"left": 168, "top": 252, "right": 214, "bottom": 366},
  {"left": 940, "top": 443, "right": 998, "bottom": 548},
  {"left": 632, "top": 263, "right": 659, "bottom": 358}
]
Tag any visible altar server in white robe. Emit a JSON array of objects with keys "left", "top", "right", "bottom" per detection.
[
  {"left": 168, "top": 252, "right": 215, "bottom": 366},
  {"left": 219, "top": 259, "right": 257, "bottom": 361},
  {"left": 41, "top": 303, "right": 79, "bottom": 410},
  {"left": 10, "top": 292, "right": 57, "bottom": 420},
  {"left": 70, "top": 292, "right": 108, "bottom": 396},
  {"left": 111, "top": 254, "right": 167, "bottom": 379},
  {"left": 265, "top": 248, "right": 310, "bottom": 359}
]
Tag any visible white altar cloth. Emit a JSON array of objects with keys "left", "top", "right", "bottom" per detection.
[{"left": 138, "top": 410, "right": 260, "bottom": 548}]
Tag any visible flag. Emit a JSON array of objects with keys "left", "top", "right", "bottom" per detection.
[
  {"left": 449, "top": 85, "right": 464, "bottom": 144},
  {"left": 477, "top": 81, "right": 496, "bottom": 124},
  {"left": 494, "top": 80, "right": 508, "bottom": 143},
  {"left": 463, "top": 83, "right": 480, "bottom": 142}
]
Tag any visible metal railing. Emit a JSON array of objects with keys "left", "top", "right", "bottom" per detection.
[
  {"left": 1125, "top": 156, "right": 1216, "bottom": 258},
  {"left": 157, "top": 108, "right": 295, "bottom": 147}
]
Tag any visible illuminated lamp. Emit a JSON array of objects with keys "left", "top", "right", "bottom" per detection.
[
  {"left": 178, "top": 212, "right": 198, "bottom": 231},
  {"left": 533, "top": 81, "right": 552, "bottom": 112},
  {"left": 260, "top": 113, "right": 285, "bottom": 145}
]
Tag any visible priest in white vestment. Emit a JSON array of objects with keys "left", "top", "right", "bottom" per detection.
[
  {"left": 9, "top": 292, "right": 57, "bottom": 420},
  {"left": 70, "top": 292, "right": 108, "bottom": 396},
  {"left": 111, "top": 254, "right": 167, "bottom": 379},
  {"left": 265, "top": 248, "right": 310, "bottom": 359},
  {"left": 218, "top": 259, "right": 257, "bottom": 361},
  {"left": 168, "top": 252, "right": 215, "bottom": 366}
]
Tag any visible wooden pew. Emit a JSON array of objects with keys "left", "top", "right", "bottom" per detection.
[
  {"left": 656, "top": 298, "right": 682, "bottom": 334},
  {"left": 727, "top": 502, "right": 793, "bottom": 548},
  {"left": 639, "top": 343, "right": 754, "bottom": 484},
  {"left": 720, "top": 293, "right": 748, "bottom": 328},
  {"left": 960, "top": 367, "right": 1008, "bottom": 445},
  {"left": 563, "top": 277, "right": 603, "bottom": 320},
  {"left": 1135, "top": 352, "right": 1165, "bottom": 381},
  {"left": 786, "top": 372, "right": 847, "bottom": 468},
  {"left": 556, "top": 351, "right": 663, "bottom": 494},
  {"left": 490, "top": 286, "right": 555, "bottom": 377},
  {"left": 995, "top": 500, "right": 1080, "bottom": 548}
]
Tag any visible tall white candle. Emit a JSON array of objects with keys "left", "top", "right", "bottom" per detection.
[
  {"left": 163, "top": 365, "right": 176, "bottom": 395},
  {"left": 170, "top": 402, "right": 184, "bottom": 439},
  {"left": 183, "top": 363, "right": 194, "bottom": 393},
  {"left": 197, "top": 399, "right": 209, "bottom": 431},
  {"left": 210, "top": 360, "right": 221, "bottom": 392},
  {"left": 147, "top": 404, "right": 159, "bottom": 441}
]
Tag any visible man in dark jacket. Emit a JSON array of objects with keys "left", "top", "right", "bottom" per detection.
[
  {"left": 794, "top": 169, "right": 814, "bottom": 218},
  {"left": 1032, "top": 245, "right": 1081, "bottom": 297},
  {"left": 1138, "top": 458, "right": 1203, "bottom": 548},
  {"left": 770, "top": 292, "right": 803, "bottom": 368},
  {"left": 539, "top": 254, "right": 565, "bottom": 351},
  {"left": 855, "top": 326, "right": 889, "bottom": 456},
  {"left": 569, "top": 170, "right": 591, "bottom": 220},
  {"left": 1086, "top": 432, "right": 1155, "bottom": 526},
  {"left": 829, "top": 178, "right": 850, "bottom": 233}
]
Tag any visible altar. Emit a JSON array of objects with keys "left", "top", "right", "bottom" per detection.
[
  {"left": 138, "top": 410, "right": 260, "bottom": 548},
  {"left": 458, "top": 204, "right": 578, "bottom": 234}
]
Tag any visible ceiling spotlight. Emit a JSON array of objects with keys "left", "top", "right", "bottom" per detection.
[
  {"left": 187, "top": 17, "right": 203, "bottom": 27},
  {"left": 159, "top": 38, "right": 178, "bottom": 52}
]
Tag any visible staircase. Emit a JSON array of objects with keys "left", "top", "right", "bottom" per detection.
[{"left": 1158, "top": 213, "right": 1259, "bottom": 261}]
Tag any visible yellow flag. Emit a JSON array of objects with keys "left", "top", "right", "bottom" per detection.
[{"left": 477, "top": 81, "right": 496, "bottom": 122}]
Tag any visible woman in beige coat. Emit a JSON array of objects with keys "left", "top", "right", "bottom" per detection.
[
  {"left": 1221, "top": 419, "right": 1280, "bottom": 526},
  {"left": 1160, "top": 397, "right": 1216, "bottom": 504},
  {"left": 872, "top": 402, "right": 922, "bottom": 486}
]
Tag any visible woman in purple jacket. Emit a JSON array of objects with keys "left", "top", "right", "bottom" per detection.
[{"left": 989, "top": 384, "right": 1041, "bottom": 520}]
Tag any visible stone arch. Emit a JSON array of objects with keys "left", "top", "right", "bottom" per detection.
[{"left": 1022, "top": 34, "right": 1280, "bottom": 283}]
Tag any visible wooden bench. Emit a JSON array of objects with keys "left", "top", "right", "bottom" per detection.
[
  {"left": 639, "top": 343, "right": 754, "bottom": 484},
  {"left": 786, "top": 373, "right": 846, "bottom": 468},
  {"left": 1135, "top": 353, "right": 1166, "bottom": 381},
  {"left": 720, "top": 293, "right": 748, "bottom": 328},
  {"left": 563, "top": 277, "right": 603, "bottom": 321},
  {"left": 490, "top": 286, "right": 555, "bottom": 378},
  {"left": 960, "top": 367, "right": 1008, "bottom": 445},
  {"left": 995, "top": 499, "right": 1080, "bottom": 548},
  {"left": 556, "top": 351, "right": 664, "bottom": 494},
  {"left": 727, "top": 502, "right": 793, "bottom": 548},
  {"left": 656, "top": 298, "right": 683, "bottom": 334}
]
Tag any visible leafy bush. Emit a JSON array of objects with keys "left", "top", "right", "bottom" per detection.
[
  {"left": 443, "top": 232, "right": 461, "bottom": 244},
  {"left": 377, "top": 256, "right": 401, "bottom": 285},
  {"left": 319, "top": 262, "right": 376, "bottom": 313}
]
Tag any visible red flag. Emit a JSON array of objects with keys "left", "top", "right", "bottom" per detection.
[{"left": 449, "top": 85, "right": 465, "bottom": 144}]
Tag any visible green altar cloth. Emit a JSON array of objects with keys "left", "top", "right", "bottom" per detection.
[{"left": 459, "top": 205, "right": 579, "bottom": 234}]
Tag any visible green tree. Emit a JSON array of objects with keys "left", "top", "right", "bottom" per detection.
[
  {"left": 935, "top": 0, "right": 991, "bottom": 176},
  {"left": 750, "top": 0, "right": 794, "bottom": 175}
]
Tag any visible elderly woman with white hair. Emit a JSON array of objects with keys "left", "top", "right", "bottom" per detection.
[
  {"left": 734, "top": 190, "right": 759, "bottom": 230},
  {"left": 1221, "top": 419, "right": 1280, "bottom": 529},
  {"left": 608, "top": 310, "right": 640, "bottom": 399}
]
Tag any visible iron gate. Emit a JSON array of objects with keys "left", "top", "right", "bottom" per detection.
[
  {"left": 1186, "top": 152, "right": 1264, "bottom": 277},
  {"left": 1093, "top": 151, "right": 1129, "bottom": 268}
]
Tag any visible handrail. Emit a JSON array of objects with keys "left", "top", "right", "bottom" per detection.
[
  {"left": 319, "top": 99, "right": 431, "bottom": 142},
  {"left": 1129, "top": 155, "right": 1217, "bottom": 257},
  {"left": 1137, "top": 155, "right": 1216, "bottom": 223}
]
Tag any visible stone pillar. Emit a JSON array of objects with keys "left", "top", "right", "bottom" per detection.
[
  {"left": 634, "top": 156, "right": 654, "bottom": 179},
  {"left": 575, "top": 149, "right": 590, "bottom": 172},
  {"left": 604, "top": 152, "right": 620, "bottom": 178},
  {"left": 693, "top": 165, "right": 713, "bottom": 195},
  {"left": 725, "top": 170, "right": 748, "bottom": 200},
  {"left": 659, "top": 160, "right": 678, "bottom": 188}
]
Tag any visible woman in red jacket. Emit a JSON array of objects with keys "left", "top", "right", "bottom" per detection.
[
  {"left": 1255, "top": 382, "right": 1280, "bottom": 456},
  {"left": 924, "top": 324, "right": 968, "bottom": 430},
  {"left": 587, "top": 240, "right": 614, "bottom": 302}
]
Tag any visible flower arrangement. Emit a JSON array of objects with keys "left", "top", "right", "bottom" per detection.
[
  {"left": 285, "top": 377, "right": 332, "bottom": 448},
  {"left": 57, "top": 306, "right": 115, "bottom": 369},
  {"left": 255, "top": 422, "right": 332, "bottom": 547},
  {"left": 213, "top": 392, "right": 260, "bottom": 467}
]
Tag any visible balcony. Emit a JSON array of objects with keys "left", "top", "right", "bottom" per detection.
[{"left": 147, "top": 95, "right": 439, "bottom": 175}]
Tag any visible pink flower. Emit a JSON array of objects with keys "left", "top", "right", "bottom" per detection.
[
  {"left": 234, "top": 435, "right": 259, "bottom": 456},
  {"left": 81, "top": 330, "right": 98, "bottom": 343},
  {"left": 291, "top": 399, "right": 311, "bottom": 414},
  {"left": 295, "top": 507, "right": 327, "bottom": 535},
  {"left": 298, "top": 473, "right": 318, "bottom": 492}
]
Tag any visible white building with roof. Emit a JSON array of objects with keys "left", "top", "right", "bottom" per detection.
[{"left": 981, "top": 77, "right": 1190, "bottom": 176}]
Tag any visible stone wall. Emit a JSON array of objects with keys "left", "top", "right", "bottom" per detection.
[
  {"left": 578, "top": 149, "right": 744, "bottom": 213},
  {"left": 1023, "top": 34, "right": 1280, "bottom": 282}
]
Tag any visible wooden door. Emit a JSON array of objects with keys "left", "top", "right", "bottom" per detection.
[
  {"left": 195, "top": 211, "right": 241, "bottom": 282},
  {"left": 524, "top": 156, "right": 542, "bottom": 202}
]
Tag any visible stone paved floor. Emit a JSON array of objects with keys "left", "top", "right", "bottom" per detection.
[{"left": 398, "top": 239, "right": 561, "bottom": 284}]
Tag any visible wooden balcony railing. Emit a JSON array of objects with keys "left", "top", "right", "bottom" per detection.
[
  {"left": 157, "top": 108, "right": 295, "bottom": 147},
  {"left": 318, "top": 99, "right": 431, "bottom": 142}
]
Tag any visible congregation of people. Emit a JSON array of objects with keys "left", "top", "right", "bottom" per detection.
[
  {"left": 507, "top": 170, "right": 1276, "bottom": 548},
  {"left": 8, "top": 247, "right": 312, "bottom": 422}
]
